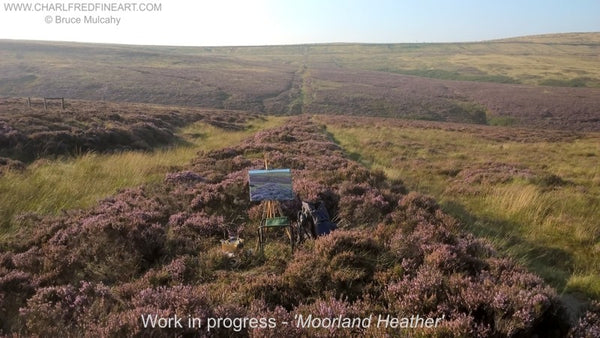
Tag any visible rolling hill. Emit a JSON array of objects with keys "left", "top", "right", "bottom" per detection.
[
  {"left": 1, "top": 33, "right": 600, "bottom": 336},
  {"left": 1, "top": 33, "right": 600, "bottom": 130}
]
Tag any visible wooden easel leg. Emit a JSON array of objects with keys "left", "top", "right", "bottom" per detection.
[
  {"left": 287, "top": 227, "right": 294, "bottom": 253},
  {"left": 258, "top": 227, "right": 263, "bottom": 253}
]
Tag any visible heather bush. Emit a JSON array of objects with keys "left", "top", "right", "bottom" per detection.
[
  {"left": 247, "top": 203, "right": 265, "bottom": 222},
  {"left": 7, "top": 213, "right": 67, "bottom": 252},
  {"left": 569, "top": 301, "right": 600, "bottom": 337},
  {"left": 338, "top": 182, "right": 391, "bottom": 225},
  {"left": 284, "top": 230, "right": 383, "bottom": 302},
  {"left": 398, "top": 191, "right": 441, "bottom": 220},
  {"left": 7, "top": 187, "right": 172, "bottom": 285},
  {"left": 0, "top": 270, "right": 38, "bottom": 332},
  {"left": 382, "top": 188, "right": 567, "bottom": 336},
  {"left": 242, "top": 273, "right": 299, "bottom": 310},
  {"left": 261, "top": 241, "right": 294, "bottom": 272},
  {"left": 41, "top": 215, "right": 166, "bottom": 284},
  {"left": 453, "top": 162, "right": 535, "bottom": 185},
  {"left": 132, "top": 285, "right": 212, "bottom": 315},
  {"left": 388, "top": 229, "right": 425, "bottom": 274},
  {"left": 293, "top": 176, "right": 338, "bottom": 207},
  {"left": 0, "top": 117, "right": 574, "bottom": 336},
  {"left": 385, "top": 264, "right": 446, "bottom": 315},
  {"left": 292, "top": 298, "right": 366, "bottom": 337},
  {"left": 99, "top": 285, "right": 214, "bottom": 337},
  {"left": 166, "top": 211, "right": 224, "bottom": 255},
  {"left": 390, "top": 216, "right": 491, "bottom": 276},
  {"left": 11, "top": 246, "right": 43, "bottom": 272},
  {"left": 280, "top": 251, "right": 326, "bottom": 303},
  {"left": 248, "top": 300, "right": 302, "bottom": 337},
  {"left": 0, "top": 156, "right": 24, "bottom": 175},
  {"left": 146, "top": 255, "right": 200, "bottom": 286},
  {"left": 164, "top": 170, "right": 204, "bottom": 185},
  {"left": 383, "top": 260, "right": 566, "bottom": 336},
  {"left": 190, "top": 171, "right": 250, "bottom": 216},
  {"left": 20, "top": 281, "right": 118, "bottom": 336}
]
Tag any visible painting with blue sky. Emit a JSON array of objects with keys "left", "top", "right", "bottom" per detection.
[{"left": 248, "top": 169, "right": 293, "bottom": 201}]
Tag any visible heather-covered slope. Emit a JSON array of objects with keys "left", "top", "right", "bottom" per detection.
[
  {"left": 3, "top": 36, "right": 600, "bottom": 131},
  {"left": 0, "top": 98, "right": 255, "bottom": 162},
  {"left": 303, "top": 67, "right": 600, "bottom": 131},
  {"left": 0, "top": 118, "right": 586, "bottom": 336}
]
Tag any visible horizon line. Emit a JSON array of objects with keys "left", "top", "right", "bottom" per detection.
[{"left": 1, "top": 31, "right": 598, "bottom": 48}]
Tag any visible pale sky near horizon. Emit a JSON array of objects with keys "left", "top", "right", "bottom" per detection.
[{"left": 0, "top": 0, "right": 599, "bottom": 46}]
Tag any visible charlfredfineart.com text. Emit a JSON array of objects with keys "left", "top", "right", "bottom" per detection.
[
  {"left": 2, "top": 1, "right": 162, "bottom": 26},
  {"left": 3, "top": 2, "right": 162, "bottom": 12}
]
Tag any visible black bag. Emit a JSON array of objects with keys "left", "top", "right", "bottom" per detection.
[{"left": 300, "top": 201, "right": 336, "bottom": 237}]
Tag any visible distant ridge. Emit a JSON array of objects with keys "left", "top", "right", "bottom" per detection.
[
  {"left": 2, "top": 32, "right": 600, "bottom": 47},
  {"left": 1, "top": 32, "right": 599, "bottom": 131},
  {"left": 493, "top": 32, "right": 600, "bottom": 44}
]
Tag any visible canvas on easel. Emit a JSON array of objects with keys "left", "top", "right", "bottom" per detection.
[{"left": 249, "top": 156, "right": 294, "bottom": 252}]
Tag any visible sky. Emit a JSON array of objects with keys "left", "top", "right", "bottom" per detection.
[{"left": 0, "top": 0, "right": 599, "bottom": 46}]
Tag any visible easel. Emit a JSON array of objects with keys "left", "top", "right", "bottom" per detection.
[{"left": 257, "top": 155, "right": 294, "bottom": 253}]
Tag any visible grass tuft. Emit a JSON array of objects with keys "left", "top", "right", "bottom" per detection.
[
  {"left": 0, "top": 116, "right": 287, "bottom": 234},
  {"left": 323, "top": 116, "right": 600, "bottom": 300}
]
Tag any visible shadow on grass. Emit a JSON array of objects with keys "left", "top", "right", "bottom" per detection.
[
  {"left": 323, "top": 122, "right": 579, "bottom": 294},
  {"left": 1, "top": 133, "right": 198, "bottom": 165},
  {"left": 441, "top": 200, "right": 574, "bottom": 292},
  {"left": 323, "top": 129, "right": 364, "bottom": 163},
  {"left": 171, "top": 134, "right": 200, "bottom": 148}
]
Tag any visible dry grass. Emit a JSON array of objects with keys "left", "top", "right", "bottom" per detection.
[
  {"left": 0, "top": 116, "right": 287, "bottom": 233},
  {"left": 322, "top": 115, "right": 600, "bottom": 300}
]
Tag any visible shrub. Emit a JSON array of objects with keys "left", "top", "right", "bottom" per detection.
[
  {"left": 0, "top": 117, "right": 573, "bottom": 336},
  {"left": 164, "top": 170, "right": 204, "bottom": 185},
  {"left": 284, "top": 231, "right": 383, "bottom": 302},
  {"left": 569, "top": 301, "right": 600, "bottom": 338},
  {"left": 20, "top": 281, "right": 118, "bottom": 336},
  {"left": 338, "top": 182, "right": 390, "bottom": 225}
]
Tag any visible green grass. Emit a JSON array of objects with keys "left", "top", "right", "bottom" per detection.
[
  {"left": 487, "top": 114, "right": 517, "bottom": 126},
  {"left": 304, "top": 33, "right": 600, "bottom": 87},
  {"left": 380, "top": 68, "right": 519, "bottom": 84},
  {"left": 0, "top": 116, "right": 287, "bottom": 234},
  {"left": 324, "top": 118, "right": 600, "bottom": 300}
]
